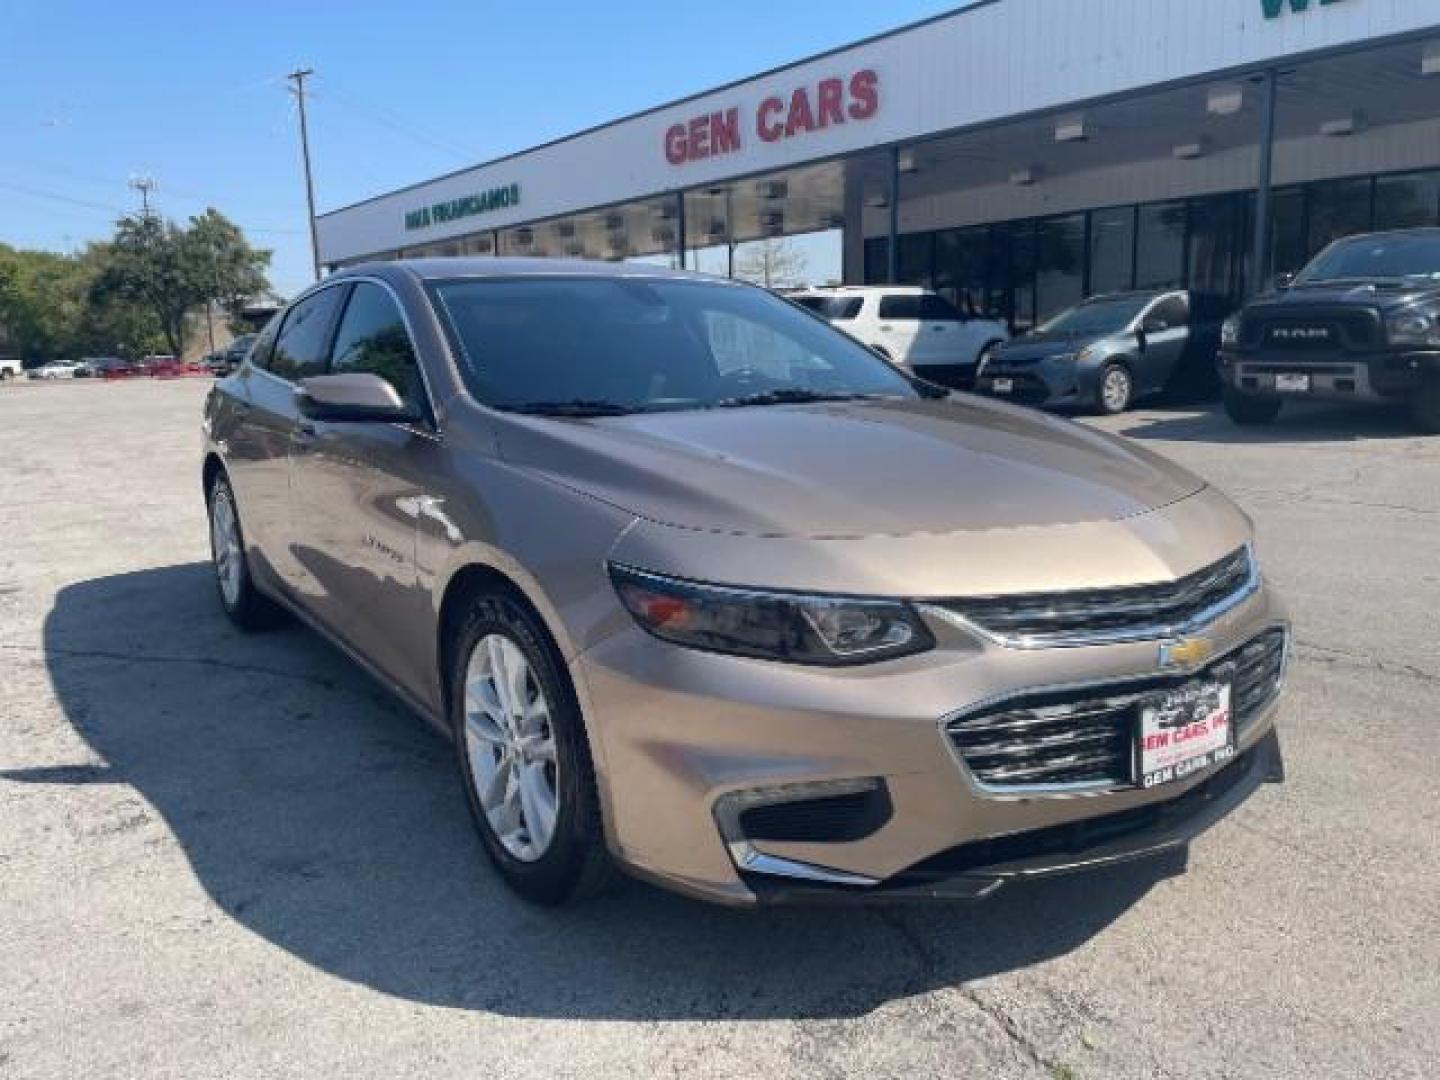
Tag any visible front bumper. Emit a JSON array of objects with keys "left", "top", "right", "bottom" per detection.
[
  {"left": 571, "top": 576, "right": 1287, "bottom": 906},
  {"left": 1219, "top": 348, "right": 1438, "bottom": 402},
  {"left": 975, "top": 359, "right": 1101, "bottom": 408}
]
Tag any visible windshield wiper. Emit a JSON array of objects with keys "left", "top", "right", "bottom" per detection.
[
  {"left": 715, "top": 389, "right": 895, "bottom": 409},
  {"left": 504, "top": 399, "right": 639, "bottom": 417}
]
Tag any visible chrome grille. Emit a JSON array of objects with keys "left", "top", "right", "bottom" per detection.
[
  {"left": 946, "top": 628, "right": 1288, "bottom": 793},
  {"left": 934, "top": 546, "right": 1256, "bottom": 647}
]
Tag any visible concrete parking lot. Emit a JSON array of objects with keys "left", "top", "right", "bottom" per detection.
[{"left": 1, "top": 378, "right": 1436, "bottom": 1079}]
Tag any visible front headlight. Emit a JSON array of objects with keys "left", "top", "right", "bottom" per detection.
[
  {"left": 1220, "top": 314, "right": 1242, "bottom": 347},
  {"left": 609, "top": 565, "right": 934, "bottom": 666},
  {"left": 1385, "top": 307, "right": 1440, "bottom": 347}
]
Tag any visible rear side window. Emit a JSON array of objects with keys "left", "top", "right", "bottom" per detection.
[
  {"left": 267, "top": 287, "right": 345, "bottom": 381},
  {"left": 877, "top": 295, "right": 922, "bottom": 320},
  {"left": 916, "top": 294, "right": 963, "bottom": 321},
  {"left": 328, "top": 282, "right": 425, "bottom": 412},
  {"left": 794, "top": 296, "right": 863, "bottom": 321}
]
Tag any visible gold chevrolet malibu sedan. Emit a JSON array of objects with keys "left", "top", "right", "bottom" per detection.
[{"left": 202, "top": 259, "right": 1287, "bottom": 906}]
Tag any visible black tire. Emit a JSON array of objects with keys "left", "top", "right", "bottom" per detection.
[
  {"left": 0, "top": 369, "right": 13, "bottom": 382},
  {"left": 1410, "top": 377, "right": 1440, "bottom": 435},
  {"left": 448, "top": 589, "right": 615, "bottom": 906},
  {"left": 1096, "top": 362, "right": 1134, "bottom": 415},
  {"left": 1222, "top": 386, "right": 1284, "bottom": 426},
  {"left": 205, "top": 472, "right": 284, "bottom": 631}
]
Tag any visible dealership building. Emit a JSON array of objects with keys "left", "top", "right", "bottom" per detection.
[{"left": 316, "top": 0, "right": 1440, "bottom": 330}]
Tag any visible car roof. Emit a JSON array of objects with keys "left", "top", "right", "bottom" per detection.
[
  {"left": 794, "top": 285, "right": 927, "bottom": 296},
  {"left": 334, "top": 256, "right": 740, "bottom": 286}
]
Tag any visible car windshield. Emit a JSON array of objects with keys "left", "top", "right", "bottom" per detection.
[
  {"left": 1033, "top": 296, "right": 1151, "bottom": 337},
  {"left": 1294, "top": 232, "right": 1440, "bottom": 284},
  {"left": 432, "top": 277, "right": 930, "bottom": 415}
]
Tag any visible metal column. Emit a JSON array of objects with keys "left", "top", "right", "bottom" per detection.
[
  {"left": 887, "top": 146, "right": 901, "bottom": 284},
  {"left": 1249, "top": 69, "right": 1279, "bottom": 295},
  {"left": 675, "top": 191, "right": 687, "bottom": 271},
  {"left": 726, "top": 188, "right": 735, "bottom": 278}
]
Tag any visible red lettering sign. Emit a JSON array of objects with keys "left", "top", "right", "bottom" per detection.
[{"left": 664, "top": 71, "right": 881, "bottom": 165}]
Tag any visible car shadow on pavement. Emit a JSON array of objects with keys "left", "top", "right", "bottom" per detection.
[
  {"left": 28, "top": 563, "right": 1177, "bottom": 1021},
  {"left": 1113, "top": 400, "right": 1419, "bottom": 444}
]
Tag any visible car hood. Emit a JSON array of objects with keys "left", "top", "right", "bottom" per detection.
[
  {"left": 990, "top": 334, "right": 1111, "bottom": 366},
  {"left": 1255, "top": 281, "right": 1440, "bottom": 314},
  {"left": 498, "top": 397, "right": 1205, "bottom": 539}
]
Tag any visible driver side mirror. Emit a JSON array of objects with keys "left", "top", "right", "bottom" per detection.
[{"left": 296, "top": 373, "right": 421, "bottom": 424}]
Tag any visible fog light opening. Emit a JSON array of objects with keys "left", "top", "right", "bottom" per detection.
[{"left": 713, "top": 778, "right": 888, "bottom": 887}]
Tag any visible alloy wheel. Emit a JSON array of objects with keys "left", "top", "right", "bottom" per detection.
[
  {"left": 1102, "top": 366, "right": 1132, "bottom": 413},
  {"left": 210, "top": 485, "right": 243, "bottom": 607},
  {"left": 463, "top": 633, "right": 560, "bottom": 862}
]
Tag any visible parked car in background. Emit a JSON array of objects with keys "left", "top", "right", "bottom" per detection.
[
  {"left": 1, "top": 355, "right": 25, "bottom": 380},
  {"left": 1219, "top": 228, "right": 1440, "bottom": 432},
  {"left": 202, "top": 258, "right": 1286, "bottom": 907},
  {"left": 74, "top": 358, "right": 113, "bottom": 378},
  {"left": 94, "top": 358, "right": 138, "bottom": 379},
  {"left": 30, "top": 360, "right": 86, "bottom": 380},
  {"left": 791, "top": 286, "right": 1009, "bottom": 389},
  {"left": 220, "top": 333, "right": 258, "bottom": 373},
  {"left": 975, "top": 290, "right": 1229, "bottom": 415}
]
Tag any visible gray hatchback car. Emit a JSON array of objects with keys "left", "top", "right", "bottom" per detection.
[{"left": 203, "top": 259, "right": 1286, "bottom": 906}]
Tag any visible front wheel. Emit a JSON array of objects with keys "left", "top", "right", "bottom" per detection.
[
  {"left": 1222, "top": 386, "right": 1283, "bottom": 426},
  {"left": 450, "top": 590, "right": 614, "bottom": 905},
  {"left": 1096, "top": 363, "right": 1134, "bottom": 415}
]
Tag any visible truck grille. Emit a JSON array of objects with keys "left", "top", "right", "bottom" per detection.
[
  {"left": 946, "top": 628, "right": 1288, "bottom": 792},
  {"left": 934, "top": 546, "right": 1255, "bottom": 647},
  {"left": 1242, "top": 309, "right": 1380, "bottom": 350}
]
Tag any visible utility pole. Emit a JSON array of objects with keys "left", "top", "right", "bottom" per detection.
[
  {"left": 287, "top": 68, "right": 321, "bottom": 282},
  {"left": 128, "top": 175, "right": 156, "bottom": 218}
]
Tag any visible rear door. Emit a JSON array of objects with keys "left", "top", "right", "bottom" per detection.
[
  {"left": 873, "top": 294, "right": 925, "bottom": 363},
  {"left": 287, "top": 279, "right": 440, "bottom": 700},
  {"left": 1136, "top": 292, "right": 1191, "bottom": 393}
]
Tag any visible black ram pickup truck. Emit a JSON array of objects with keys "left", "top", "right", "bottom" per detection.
[{"left": 1218, "top": 228, "right": 1440, "bottom": 433}]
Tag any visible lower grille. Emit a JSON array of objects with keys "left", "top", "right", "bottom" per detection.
[
  {"left": 946, "top": 628, "right": 1289, "bottom": 793},
  {"left": 738, "top": 786, "right": 893, "bottom": 843}
]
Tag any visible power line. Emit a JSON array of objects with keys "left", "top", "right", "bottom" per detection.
[{"left": 318, "top": 87, "right": 480, "bottom": 162}]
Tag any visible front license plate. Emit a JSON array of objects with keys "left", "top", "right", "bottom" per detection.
[
  {"left": 991, "top": 377, "right": 1014, "bottom": 393},
  {"left": 1137, "top": 681, "right": 1234, "bottom": 789},
  {"left": 1274, "top": 373, "right": 1311, "bottom": 393}
]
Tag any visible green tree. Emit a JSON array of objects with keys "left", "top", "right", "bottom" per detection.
[{"left": 92, "top": 209, "right": 271, "bottom": 357}]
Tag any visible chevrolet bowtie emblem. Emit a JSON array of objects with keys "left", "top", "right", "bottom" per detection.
[{"left": 1160, "top": 637, "right": 1214, "bottom": 669}]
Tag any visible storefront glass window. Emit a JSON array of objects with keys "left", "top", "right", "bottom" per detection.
[
  {"left": 1007, "top": 222, "right": 1036, "bottom": 333},
  {"left": 934, "top": 227, "right": 988, "bottom": 314},
  {"left": 897, "top": 233, "right": 934, "bottom": 287},
  {"left": 1269, "top": 186, "right": 1308, "bottom": 283},
  {"left": 1308, "top": 177, "right": 1373, "bottom": 257},
  {"left": 1035, "top": 214, "right": 1086, "bottom": 321},
  {"left": 1187, "top": 193, "right": 1243, "bottom": 297},
  {"left": 1088, "top": 206, "right": 1136, "bottom": 296},
  {"left": 1135, "top": 201, "right": 1186, "bottom": 290},
  {"left": 1374, "top": 171, "right": 1440, "bottom": 231}
]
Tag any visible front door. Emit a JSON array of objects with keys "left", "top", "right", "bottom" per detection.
[
  {"left": 1136, "top": 293, "right": 1192, "bottom": 394},
  {"left": 287, "top": 280, "right": 439, "bottom": 702}
]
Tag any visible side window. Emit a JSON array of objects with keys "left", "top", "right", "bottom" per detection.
[
  {"left": 268, "top": 287, "right": 345, "bottom": 381},
  {"left": 328, "top": 282, "right": 424, "bottom": 412},
  {"left": 247, "top": 312, "right": 282, "bottom": 370},
  {"left": 877, "top": 295, "right": 922, "bottom": 320},
  {"left": 1147, "top": 294, "right": 1190, "bottom": 329}
]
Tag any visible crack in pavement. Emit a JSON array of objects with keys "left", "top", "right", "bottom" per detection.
[
  {"left": 0, "top": 641, "right": 340, "bottom": 690},
  {"left": 872, "top": 907, "right": 1056, "bottom": 1076},
  {"left": 1293, "top": 640, "right": 1438, "bottom": 685}
]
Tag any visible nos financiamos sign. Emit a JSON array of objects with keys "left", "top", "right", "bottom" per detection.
[{"left": 664, "top": 70, "right": 880, "bottom": 167}]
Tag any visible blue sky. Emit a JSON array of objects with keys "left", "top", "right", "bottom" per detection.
[{"left": 1, "top": 0, "right": 955, "bottom": 296}]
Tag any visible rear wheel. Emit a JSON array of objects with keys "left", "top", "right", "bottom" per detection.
[
  {"left": 449, "top": 589, "right": 614, "bottom": 905},
  {"left": 206, "top": 473, "right": 283, "bottom": 630},
  {"left": 1096, "top": 363, "right": 1134, "bottom": 415},
  {"left": 1222, "top": 386, "right": 1283, "bottom": 426},
  {"left": 1410, "top": 376, "right": 1440, "bottom": 434}
]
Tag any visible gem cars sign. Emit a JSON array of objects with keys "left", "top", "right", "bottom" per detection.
[
  {"left": 664, "top": 70, "right": 880, "bottom": 167},
  {"left": 404, "top": 183, "right": 520, "bottom": 232}
]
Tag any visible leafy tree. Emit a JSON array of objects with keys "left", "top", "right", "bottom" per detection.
[
  {"left": 735, "top": 237, "right": 808, "bottom": 289},
  {"left": 92, "top": 209, "right": 271, "bottom": 357}
]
